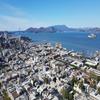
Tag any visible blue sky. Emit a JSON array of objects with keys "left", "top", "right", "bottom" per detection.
[{"left": 0, "top": 0, "right": 100, "bottom": 31}]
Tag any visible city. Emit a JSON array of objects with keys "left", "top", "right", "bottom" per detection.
[
  {"left": 0, "top": 0, "right": 100, "bottom": 99},
  {"left": 0, "top": 32, "right": 100, "bottom": 100}
]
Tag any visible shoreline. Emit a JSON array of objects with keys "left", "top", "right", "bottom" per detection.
[
  {"left": 12, "top": 31, "right": 100, "bottom": 56},
  {"left": 0, "top": 32, "right": 100, "bottom": 100}
]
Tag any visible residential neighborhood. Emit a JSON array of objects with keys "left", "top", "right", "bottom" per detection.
[{"left": 0, "top": 32, "right": 100, "bottom": 100}]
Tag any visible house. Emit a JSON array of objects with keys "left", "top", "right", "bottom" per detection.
[
  {"left": 10, "top": 91, "right": 19, "bottom": 100},
  {"left": 89, "top": 68, "right": 100, "bottom": 81},
  {"left": 85, "top": 59, "right": 99, "bottom": 68},
  {"left": 70, "top": 60, "right": 83, "bottom": 68},
  {"left": 89, "top": 68, "right": 100, "bottom": 77},
  {"left": 90, "top": 91, "right": 100, "bottom": 100},
  {"left": 15, "top": 93, "right": 28, "bottom": 100}
]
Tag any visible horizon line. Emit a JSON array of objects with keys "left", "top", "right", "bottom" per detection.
[{"left": 0, "top": 25, "right": 100, "bottom": 31}]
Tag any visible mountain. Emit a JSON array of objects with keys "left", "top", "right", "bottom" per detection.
[
  {"left": 26, "top": 26, "right": 56, "bottom": 33},
  {"left": 49, "top": 25, "right": 69, "bottom": 32},
  {"left": 80, "top": 27, "right": 100, "bottom": 33},
  {"left": 25, "top": 27, "right": 38, "bottom": 33},
  {"left": 25, "top": 25, "right": 70, "bottom": 33},
  {"left": 25, "top": 25, "right": 100, "bottom": 33}
]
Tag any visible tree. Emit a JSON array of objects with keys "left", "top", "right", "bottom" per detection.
[
  {"left": 3, "top": 89, "right": 11, "bottom": 100},
  {"left": 60, "top": 87, "right": 69, "bottom": 99},
  {"left": 69, "top": 93, "right": 74, "bottom": 100},
  {"left": 60, "top": 88, "right": 74, "bottom": 100},
  {"left": 79, "top": 80, "right": 85, "bottom": 91},
  {"left": 91, "top": 80, "right": 96, "bottom": 89},
  {"left": 43, "top": 77, "right": 49, "bottom": 84},
  {"left": 98, "top": 87, "right": 100, "bottom": 94},
  {"left": 71, "top": 76, "right": 78, "bottom": 86},
  {"left": 90, "top": 72, "right": 100, "bottom": 82}
]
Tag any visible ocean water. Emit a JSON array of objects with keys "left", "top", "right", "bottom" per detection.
[{"left": 14, "top": 32, "right": 100, "bottom": 56}]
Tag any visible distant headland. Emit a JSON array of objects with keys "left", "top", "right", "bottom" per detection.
[
  {"left": 25, "top": 25, "right": 100, "bottom": 33},
  {"left": 0, "top": 25, "right": 100, "bottom": 33}
]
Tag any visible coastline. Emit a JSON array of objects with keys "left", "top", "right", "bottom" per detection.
[
  {"left": 0, "top": 32, "right": 100, "bottom": 100},
  {"left": 13, "top": 31, "right": 100, "bottom": 56}
]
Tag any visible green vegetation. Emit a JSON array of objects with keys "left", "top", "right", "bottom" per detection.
[
  {"left": 60, "top": 76, "right": 77, "bottom": 99},
  {"left": 2, "top": 89, "right": 11, "bottom": 100},
  {"left": 71, "top": 76, "right": 78, "bottom": 86},
  {"left": 90, "top": 72, "right": 100, "bottom": 82},
  {"left": 91, "top": 80, "right": 96, "bottom": 89},
  {"left": 79, "top": 80, "right": 83, "bottom": 88},
  {"left": 71, "top": 65, "right": 77, "bottom": 69},
  {"left": 60, "top": 87, "right": 69, "bottom": 99},
  {"left": 68, "top": 93, "right": 74, "bottom": 100},
  {"left": 60, "top": 88, "right": 74, "bottom": 100},
  {"left": 79, "top": 80, "right": 85, "bottom": 91},
  {"left": 98, "top": 87, "right": 100, "bottom": 94},
  {"left": 43, "top": 77, "right": 49, "bottom": 84}
]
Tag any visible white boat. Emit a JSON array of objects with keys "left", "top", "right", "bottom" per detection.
[{"left": 88, "top": 33, "right": 96, "bottom": 39}]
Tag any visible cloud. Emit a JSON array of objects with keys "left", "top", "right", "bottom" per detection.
[
  {"left": 0, "top": 2, "right": 26, "bottom": 17},
  {"left": 0, "top": 15, "right": 48, "bottom": 31},
  {"left": 0, "top": 2, "right": 32, "bottom": 30},
  {"left": 0, "top": 2, "right": 40, "bottom": 31},
  {"left": 0, "top": 15, "right": 33, "bottom": 31},
  {"left": 0, "top": 2, "right": 52, "bottom": 31}
]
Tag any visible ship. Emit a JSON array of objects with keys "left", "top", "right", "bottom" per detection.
[{"left": 88, "top": 33, "right": 96, "bottom": 39}]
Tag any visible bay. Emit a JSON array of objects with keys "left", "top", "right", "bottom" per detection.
[{"left": 14, "top": 32, "right": 100, "bottom": 56}]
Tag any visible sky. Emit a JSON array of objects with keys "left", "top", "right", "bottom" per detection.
[{"left": 0, "top": 0, "right": 100, "bottom": 31}]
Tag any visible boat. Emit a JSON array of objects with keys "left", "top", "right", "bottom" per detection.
[{"left": 88, "top": 33, "right": 96, "bottom": 39}]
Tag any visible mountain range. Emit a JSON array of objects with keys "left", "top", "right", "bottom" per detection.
[{"left": 25, "top": 25, "right": 100, "bottom": 33}]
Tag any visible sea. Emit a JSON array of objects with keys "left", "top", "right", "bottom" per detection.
[{"left": 14, "top": 32, "right": 100, "bottom": 56}]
